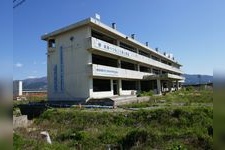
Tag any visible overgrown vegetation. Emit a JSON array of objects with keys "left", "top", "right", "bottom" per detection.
[{"left": 14, "top": 89, "right": 213, "bottom": 149}]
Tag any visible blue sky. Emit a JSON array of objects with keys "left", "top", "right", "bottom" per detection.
[{"left": 7, "top": 0, "right": 224, "bottom": 79}]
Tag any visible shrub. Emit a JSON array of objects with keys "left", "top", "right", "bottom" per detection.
[{"left": 121, "top": 129, "right": 148, "bottom": 149}]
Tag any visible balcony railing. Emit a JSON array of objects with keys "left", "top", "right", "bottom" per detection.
[
  {"left": 92, "top": 64, "right": 153, "bottom": 80},
  {"left": 88, "top": 37, "right": 183, "bottom": 74}
]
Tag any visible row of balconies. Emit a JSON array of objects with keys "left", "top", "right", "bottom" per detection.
[{"left": 88, "top": 37, "right": 183, "bottom": 74}]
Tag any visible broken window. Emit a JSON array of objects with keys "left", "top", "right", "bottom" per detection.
[
  {"left": 140, "top": 65, "right": 151, "bottom": 73},
  {"left": 120, "top": 42, "right": 136, "bottom": 53},
  {"left": 139, "top": 50, "right": 149, "bottom": 57},
  {"left": 92, "top": 54, "right": 118, "bottom": 67},
  {"left": 122, "top": 80, "right": 137, "bottom": 90},
  {"left": 48, "top": 39, "right": 56, "bottom": 48},
  {"left": 91, "top": 30, "right": 117, "bottom": 45},
  {"left": 121, "top": 61, "right": 136, "bottom": 71},
  {"left": 93, "top": 79, "right": 111, "bottom": 92}
]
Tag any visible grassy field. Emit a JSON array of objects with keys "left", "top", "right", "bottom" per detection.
[{"left": 13, "top": 88, "right": 213, "bottom": 150}]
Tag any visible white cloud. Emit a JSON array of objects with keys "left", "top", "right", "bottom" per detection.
[
  {"left": 27, "top": 76, "right": 37, "bottom": 79},
  {"left": 15, "top": 62, "right": 23, "bottom": 68}
]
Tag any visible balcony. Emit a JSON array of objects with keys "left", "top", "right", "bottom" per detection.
[
  {"left": 88, "top": 37, "right": 183, "bottom": 74},
  {"left": 91, "top": 64, "right": 153, "bottom": 80},
  {"left": 143, "top": 73, "right": 185, "bottom": 80}
]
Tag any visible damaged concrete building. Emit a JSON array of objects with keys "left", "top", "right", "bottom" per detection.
[{"left": 42, "top": 16, "right": 184, "bottom": 101}]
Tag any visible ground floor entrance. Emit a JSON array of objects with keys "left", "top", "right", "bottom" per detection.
[{"left": 91, "top": 78, "right": 181, "bottom": 98}]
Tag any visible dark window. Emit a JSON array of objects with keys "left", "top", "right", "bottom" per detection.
[
  {"left": 161, "top": 59, "right": 167, "bottom": 64},
  {"left": 93, "top": 79, "right": 111, "bottom": 92},
  {"left": 140, "top": 66, "right": 151, "bottom": 73},
  {"left": 139, "top": 50, "right": 149, "bottom": 57},
  {"left": 48, "top": 39, "right": 55, "bottom": 48},
  {"left": 122, "top": 80, "right": 137, "bottom": 90},
  {"left": 153, "top": 68, "right": 160, "bottom": 75},
  {"left": 151, "top": 55, "right": 159, "bottom": 61},
  {"left": 120, "top": 42, "right": 136, "bottom": 53},
  {"left": 121, "top": 61, "right": 136, "bottom": 70},
  {"left": 91, "top": 30, "right": 117, "bottom": 45},
  {"left": 141, "top": 80, "right": 156, "bottom": 92},
  {"left": 92, "top": 54, "right": 118, "bottom": 67},
  {"left": 162, "top": 71, "right": 167, "bottom": 74}
]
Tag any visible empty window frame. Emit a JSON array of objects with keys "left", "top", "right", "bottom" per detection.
[
  {"left": 93, "top": 79, "right": 111, "bottom": 92},
  {"left": 92, "top": 54, "right": 118, "bottom": 67},
  {"left": 121, "top": 61, "right": 136, "bottom": 71},
  {"left": 48, "top": 39, "right": 56, "bottom": 48},
  {"left": 161, "top": 59, "right": 168, "bottom": 64},
  {"left": 141, "top": 80, "right": 157, "bottom": 92},
  {"left": 139, "top": 50, "right": 149, "bottom": 57},
  {"left": 151, "top": 55, "right": 160, "bottom": 61},
  {"left": 119, "top": 42, "right": 136, "bottom": 53},
  {"left": 91, "top": 30, "right": 117, "bottom": 45},
  {"left": 152, "top": 68, "right": 160, "bottom": 75},
  {"left": 140, "top": 65, "right": 151, "bottom": 73},
  {"left": 122, "top": 80, "right": 137, "bottom": 90}
]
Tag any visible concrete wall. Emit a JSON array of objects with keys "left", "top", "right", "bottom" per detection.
[{"left": 47, "top": 26, "right": 91, "bottom": 101}]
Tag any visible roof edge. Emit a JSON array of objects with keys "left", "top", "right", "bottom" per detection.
[{"left": 41, "top": 17, "right": 92, "bottom": 40}]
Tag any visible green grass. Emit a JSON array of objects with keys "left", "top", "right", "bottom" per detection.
[
  {"left": 123, "top": 88, "right": 213, "bottom": 108},
  {"left": 14, "top": 107, "right": 213, "bottom": 149},
  {"left": 14, "top": 89, "right": 213, "bottom": 149}
]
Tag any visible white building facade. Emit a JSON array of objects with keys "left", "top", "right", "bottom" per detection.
[{"left": 42, "top": 17, "right": 184, "bottom": 101}]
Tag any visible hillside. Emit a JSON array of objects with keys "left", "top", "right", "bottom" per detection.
[
  {"left": 22, "top": 77, "right": 47, "bottom": 90},
  {"left": 183, "top": 74, "right": 213, "bottom": 85}
]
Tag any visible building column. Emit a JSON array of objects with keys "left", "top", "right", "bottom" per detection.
[
  {"left": 118, "top": 59, "right": 121, "bottom": 68},
  {"left": 157, "top": 79, "right": 162, "bottom": 95},
  {"left": 110, "top": 79, "right": 114, "bottom": 95},
  {"left": 137, "top": 80, "right": 141, "bottom": 92},
  {"left": 176, "top": 80, "right": 179, "bottom": 91},
  {"left": 168, "top": 81, "right": 172, "bottom": 92},
  {"left": 137, "top": 64, "right": 140, "bottom": 71},
  {"left": 119, "top": 79, "right": 122, "bottom": 95},
  {"left": 89, "top": 78, "right": 93, "bottom": 98},
  {"left": 117, "top": 40, "right": 120, "bottom": 46}
]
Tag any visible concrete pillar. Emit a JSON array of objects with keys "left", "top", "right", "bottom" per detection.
[
  {"left": 110, "top": 79, "right": 113, "bottom": 94},
  {"left": 137, "top": 80, "right": 141, "bottom": 91},
  {"left": 137, "top": 64, "right": 140, "bottom": 71},
  {"left": 150, "top": 68, "right": 153, "bottom": 73},
  {"left": 118, "top": 79, "right": 122, "bottom": 95},
  {"left": 89, "top": 78, "right": 93, "bottom": 98},
  {"left": 87, "top": 53, "right": 92, "bottom": 64},
  {"left": 176, "top": 80, "right": 179, "bottom": 91},
  {"left": 118, "top": 59, "right": 121, "bottom": 68},
  {"left": 168, "top": 81, "right": 172, "bottom": 92},
  {"left": 117, "top": 40, "right": 120, "bottom": 46},
  {"left": 157, "top": 79, "right": 162, "bottom": 95},
  {"left": 160, "top": 70, "right": 163, "bottom": 75}
]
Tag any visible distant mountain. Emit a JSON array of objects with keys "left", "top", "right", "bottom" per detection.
[
  {"left": 22, "top": 77, "right": 47, "bottom": 90},
  {"left": 183, "top": 74, "right": 213, "bottom": 85},
  {"left": 17, "top": 74, "right": 213, "bottom": 90}
]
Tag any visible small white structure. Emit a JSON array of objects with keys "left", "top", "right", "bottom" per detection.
[
  {"left": 13, "top": 80, "right": 23, "bottom": 98},
  {"left": 40, "top": 131, "right": 52, "bottom": 144}
]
